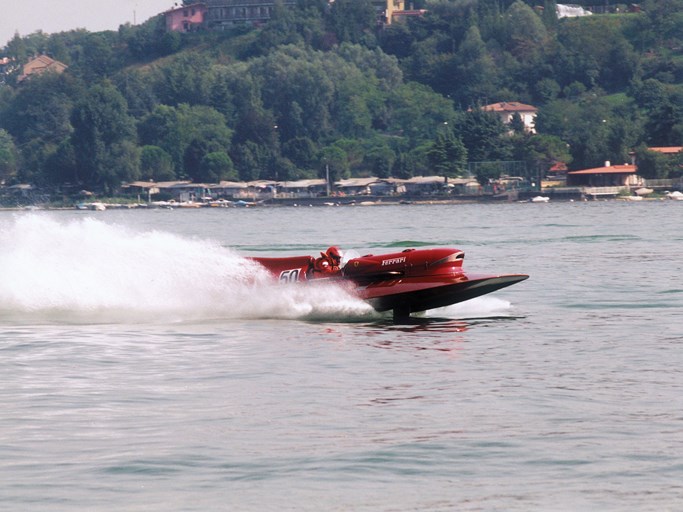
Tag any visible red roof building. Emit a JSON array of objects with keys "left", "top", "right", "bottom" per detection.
[
  {"left": 481, "top": 102, "right": 538, "bottom": 133},
  {"left": 17, "top": 55, "right": 67, "bottom": 83},
  {"left": 567, "top": 162, "right": 638, "bottom": 187},
  {"left": 647, "top": 146, "right": 683, "bottom": 155},
  {"left": 165, "top": 3, "right": 206, "bottom": 32}
]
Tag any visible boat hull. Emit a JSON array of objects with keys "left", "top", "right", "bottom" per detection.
[{"left": 357, "top": 273, "right": 529, "bottom": 314}]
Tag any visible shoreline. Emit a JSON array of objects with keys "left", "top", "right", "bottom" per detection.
[{"left": 0, "top": 194, "right": 677, "bottom": 211}]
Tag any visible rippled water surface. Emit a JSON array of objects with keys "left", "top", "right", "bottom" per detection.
[{"left": 1, "top": 201, "right": 682, "bottom": 511}]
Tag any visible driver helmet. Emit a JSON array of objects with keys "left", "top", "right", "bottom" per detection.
[{"left": 326, "top": 246, "right": 342, "bottom": 265}]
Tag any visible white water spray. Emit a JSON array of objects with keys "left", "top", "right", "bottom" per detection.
[
  {"left": 427, "top": 296, "right": 514, "bottom": 319},
  {"left": 0, "top": 215, "right": 373, "bottom": 323}
]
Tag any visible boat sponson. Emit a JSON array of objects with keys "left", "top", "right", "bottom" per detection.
[{"left": 251, "top": 256, "right": 315, "bottom": 277}]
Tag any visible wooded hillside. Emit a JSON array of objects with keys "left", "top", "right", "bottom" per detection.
[{"left": 1, "top": 0, "right": 682, "bottom": 195}]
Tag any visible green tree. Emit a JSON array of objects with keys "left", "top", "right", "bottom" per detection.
[
  {"left": 155, "top": 53, "right": 214, "bottom": 106},
  {"left": 456, "top": 109, "right": 511, "bottom": 162},
  {"left": 318, "top": 145, "right": 350, "bottom": 184},
  {"left": 541, "top": 0, "right": 558, "bottom": 31},
  {"left": 509, "top": 113, "right": 526, "bottom": 134},
  {"left": 1, "top": 72, "right": 82, "bottom": 185},
  {"left": 451, "top": 26, "right": 499, "bottom": 105},
  {"left": 123, "top": 16, "right": 168, "bottom": 60},
  {"left": 114, "top": 70, "right": 159, "bottom": 118},
  {"left": 4, "top": 33, "right": 29, "bottom": 62},
  {"left": 15, "top": 139, "right": 55, "bottom": 185},
  {"left": 254, "top": 45, "right": 334, "bottom": 141},
  {"left": 406, "top": 143, "right": 433, "bottom": 177},
  {"left": 140, "top": 145, "right": 175, "bottom": 181},
  {"left": 76, "top": 33, "right": 118, "bottom": 80},
  {"left": 386, "top": 82, "right": 456, "bottom": 142},
  {"left": 42, "top": 140, "right": 77, "bottom": 185},
  {"left": 139, "top": 103, "right": 232, "bottom": 176},
  {"left": 380, "top": 21, "right": 415, "bottom": 59},
  {"left": 231, "top": 141, "right": 271, "bottom": 182},
  {"left": 633, "top": 79, "right": 683, "bottom": 146},
  {"left": 254, "top": 0, "right": 326, "bottom": 53},
  {"left": 363, "top": 142, "right": 396, "bottom": 178},
  {"left": 555, "top": 17, "right": 637, "bottom": 92},
  {"left": 328, "top": 0, "right": 376, "bottom": 45},
  {"left": 0, "top": 129, "right": 19, "bottom": 183},
  {"left": 184, "top": 138, "right": 226, "bottom": 182},
  {"left": 505, "top": 1, "right": 548, "bottom": 62},
  {"left": 642, "top": 0, "right": 683, "bottom": 47},
  {"left": 199, "top": 151, "right": 236, "bottom": 182},
  {"left": 282, "top": 136, "right": 318, "bottom": 169},
  {"left": 331, "top": 138, "right": 365, "bottom": 175},
  {"left": 474, "top": 162, "right": 503, "bottom": 186},
  {"left": 534, "top": 78, "right": 561, "bottom": 103},
  {"left": 427, "top": 127, "right": 467, "bottom": 177},
  {"left": 70, "top": 81, "right": 137, "bottom": 192},
  {"left": 106, "top": 141, "right": 141, "bottom": 189},
  {"left": 1, "top": 72, "right": 80, "bottom": 146},
  {"left": 634, "top": 145, "right": 683, "bottom": 179},
  {"left": 537, "top": 96, "right": 641, "bottom": 170}
]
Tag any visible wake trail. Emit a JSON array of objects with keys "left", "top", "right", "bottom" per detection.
[{"left": 0, "top": 215, "right": 374, "bottom": 324}]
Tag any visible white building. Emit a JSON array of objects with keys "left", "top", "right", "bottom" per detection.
[{"left": 481, "top": 102, "right": 538, "bottom": 134}]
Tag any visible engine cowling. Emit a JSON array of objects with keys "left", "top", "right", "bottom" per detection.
[{"left": 343, "top": 248, "right": 465, "bottom": 279}]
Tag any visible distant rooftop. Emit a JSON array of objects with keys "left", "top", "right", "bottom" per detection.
[
  {"left": 481, "top": 102, "right": 538, "bottom": 113},
  {"left": 648, "top": 147, "right": 683, "bottom": 154},
  {"left": 568, "top": 164, "right": 636, "bottom": 175}
]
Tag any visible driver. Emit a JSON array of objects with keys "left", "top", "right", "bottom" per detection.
[{"left": 313, "top": 246, "right": 342, "bottom": 274}]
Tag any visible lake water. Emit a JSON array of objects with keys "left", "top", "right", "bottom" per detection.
[{"left": 0, "top": 201, "right": 681, "bottom": 511}]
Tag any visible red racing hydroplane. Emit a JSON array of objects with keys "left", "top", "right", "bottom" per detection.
[{"left": 250, "top": 247, "right": 528, "bottom": 321}]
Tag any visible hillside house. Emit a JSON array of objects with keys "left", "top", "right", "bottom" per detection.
[
  {"left": 372, "top": 0, "right": 402, "bottom": 25},
  {"left": 204, "top": 0, "right": 296, "bottom": 28},
  {"left": 17, "top": 55, "right": 67, "bottom": 83},
  {"left": 391, "top": 8, "right": 427, "bottom": 23},
  {"left": 0, "top": 57, "right": 17, "bottom": 84},
  {"left": 629, "top": 146, "right": 683, "bottom": 190},
  {"left": 629, "top": 146, "right": 683, "bottom": 165},
  {"left": 369, "top": 1, "right": 427, "bottom": 26},
  {"left": 646, "top": 146, "right": 683, "bottom": 155},
  {"left": 165, "top": 3, "right": 207, "bottom": 32},
  {"left": 481, "top": 102, "right": 537, "bottom": 134},
  {"left": 0, "top": 57, "right": 16, "bottom": 74}
]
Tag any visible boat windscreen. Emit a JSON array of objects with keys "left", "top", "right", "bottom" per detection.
[{"left": 340, "top": 249, "right": 361, "bottom": 268}]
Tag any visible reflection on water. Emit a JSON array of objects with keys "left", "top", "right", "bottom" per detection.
[{"left": 359, "top": 315, "right": 529, "bottom": 352}]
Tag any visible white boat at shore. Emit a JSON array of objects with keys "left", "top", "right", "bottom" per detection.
[
  {"left": 635, "top": 187, "right": 653, "bottom": 196},
  {"left": 76, "top": 202, "right": 106, "bottom": 211},
  {"left": 531, "top": 196, "right": 550, "bottom": 203},
  {"left": 666, "top": 191, "right": 683, "bottom": 200}
]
